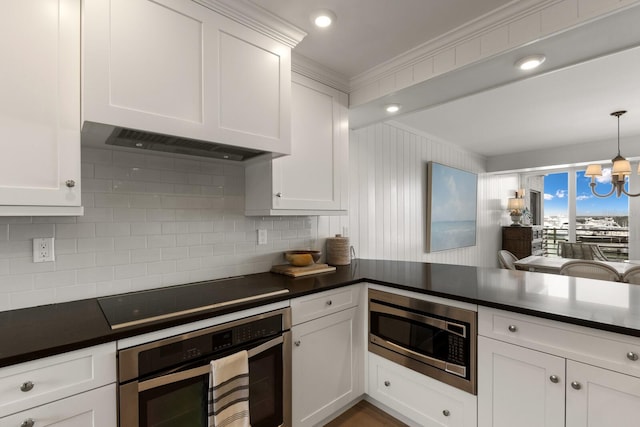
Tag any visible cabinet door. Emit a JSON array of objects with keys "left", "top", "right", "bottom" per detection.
[
  {"left": 566, "top": 360, "right": 640, "bottom": 427},
  {"left": 0, "top": 383, "right": 116, "bottom": 427},
  {"left": 271, "top": 74, "right": 348, "bottom": 211},
  {"left": 0, "top": 0, "right": 81, "bottom": 207},
  {"left": 478, "top": 336, "right": 565, "bottom": 427},
  {"left": 83, "top": 0, "right": 290, "bottom": 155},
  {"left": 291, "top": 307, "right": 360, "bottom": 427}
]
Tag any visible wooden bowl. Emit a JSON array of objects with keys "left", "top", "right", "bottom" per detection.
[{"left": 285, "top": 250, "right": 322, "bottom": 266}]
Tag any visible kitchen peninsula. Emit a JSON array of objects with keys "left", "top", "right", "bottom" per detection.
[{"left": 2, "top": 260, "right": 640, "bottom": 426}]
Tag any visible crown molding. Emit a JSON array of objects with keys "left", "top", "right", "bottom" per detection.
[
  {"left": 349, "top": 0, "right": 561, "bottom": 90},
  {"left": 194, "top": 0, "right": 307, "bottom": 48},
  {"left": 292, "top": 53, "right": 350, "bottom": 93}
]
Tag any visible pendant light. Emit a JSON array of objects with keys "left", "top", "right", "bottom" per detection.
[{"left": 584, "top": 110, "right": 640, "bottom": 198}]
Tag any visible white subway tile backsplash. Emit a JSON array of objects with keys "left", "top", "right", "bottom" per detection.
[
  {"left": 0, "top": 148, "right": 321, "bottom": 311},
  {"left": 115, "top": 263, "right": 147, "bottom": 280},
  {"left": 131, "top": 222, "right": 162, "bottom": 236},
  {"left": 10, "top": 257, "right": 55, "bottom": 275},
  {"left": 131, "top": 248, "right": 162, "bottom": 263},
  {"left": 96, "top": 251, "right": 130, "bottom": 266},
  {"left": 147, "top": 260, "right": 177, "bottom": 275},
  {"left": 96, "top": 222, "right": 131, "bottom": 237},
  {"left": 0, "top": 241, "right": 32, "bottom": 259},
  {"left": 55, "top": 253, "right": 96, "bottom": 271},
  {"left": 95, "top": 193, "right": 131, "bottom": 208},
  {"left": 10, "top": 288, "right": 56, "bottom": 310},
  {"left": 77, "top": 266, "right": 114, "bottom": 284},
  {"left": 9, "top": 223, "right": 55, "bottom": 240},
  {"left": 177, "top": 234, "right": 202, "bottom": 247},
  {"left": 55, "top": 283, "right": 97, "bottom": 304},
  {"left": 56, "top": 223, "right": 96, "bottom": 238},
  {"left": 55, "top": 239, "right": 78, "bottom": 255},
  {"left": 78, "top": 237, "right": 115, "bottom": 253},
  {"left": 34, "top": 271, "right": 76, "bottom": 289},
  {"left": 114, "top": 208, "right": 147, "bottom": 222},
  {"left": 114, "top": 236, "right": 147, "bottom": 251}
]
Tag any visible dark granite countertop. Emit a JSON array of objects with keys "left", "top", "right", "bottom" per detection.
[{"left": 2, "top": 259, "right": 640, "bottom": 368}]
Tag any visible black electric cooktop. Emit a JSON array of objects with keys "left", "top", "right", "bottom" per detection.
[{"left": 98, "top": 277, "right": 289, "bottom": 329}]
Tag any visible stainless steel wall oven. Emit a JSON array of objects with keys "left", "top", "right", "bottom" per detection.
[
  {"left": 118, "top": 308, "right": 291, "bottom": 426},
  {"left": 368, "top": 289, "right": 477, "bottom": 394}
]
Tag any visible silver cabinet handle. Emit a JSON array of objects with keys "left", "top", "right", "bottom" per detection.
[
  {"left": 508, "top": 325, "right": 517, "bottom": 332},
  {"left": 20, "top": 381, "right": 34, "bottom": 392},
  {"left": 294, "top": 340, "right": 301, "bottom": 347},
  {"left": 549, "top": 375, "right": 559, "bottom": 383},
  {"left": 21, "top": 419, "right": 35, "bottom": 427},
  {"left": 571, "top": 381, "right": 581, "bottom": 390},
  {"left": 275, "top": 192, "right": 282, "bottom": 198},
  {"left": 326, "top": 300, "right": 333, "bottom": 306},
  {"left": 384, "top": 380, "right": 391, "bottom": 387},
  {"left": 627, "top": 352, "right": 639, "bottom": 361},
  {"left": 442, "top": 409, "right": 450, "bottom": 417},
  {"left": 65, "top": 180, "right": 75, "bottom": 188}
]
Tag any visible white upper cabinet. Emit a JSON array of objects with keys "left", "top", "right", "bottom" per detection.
[
  {"left": 0, "top": 0, "right": 82, "bottom": 215},
  {"left": 83, "top": 0, "right": 293, "bottom": 157},
  {"left": 245, "top": 73, "right": 349, "bottom": 215}
]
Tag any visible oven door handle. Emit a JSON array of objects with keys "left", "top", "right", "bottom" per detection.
[
  {"left": 137, "top": 335, "right": 283, "bottom": 392},
  {"left": 370, "top": 301, "right": 466, "bottom": 337}
]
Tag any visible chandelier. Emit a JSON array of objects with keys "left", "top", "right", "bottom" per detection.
[{"left": 584, "top": 110, "right": 640, "bottom": 198}]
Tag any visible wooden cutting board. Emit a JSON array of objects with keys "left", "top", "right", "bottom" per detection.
[{"left": 270, "top": 263, "right": 336, "bottom": 277}]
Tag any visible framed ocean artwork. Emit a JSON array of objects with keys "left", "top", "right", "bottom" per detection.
[{"left": 426, "top": 162, "right": 477, "bottom": 252}]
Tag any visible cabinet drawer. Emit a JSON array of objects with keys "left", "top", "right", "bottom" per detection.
[
  {"left": 0, "top": 343, "right": 116, "bottom": 417},
  {"left": 368, "top": 352, "right": 476, "bottom": 427},
  {"left": 478, "top": 307, "right": 640, "bottom": 378},
  {"left": 1, "top": 383, "right": 116, "bottom": 427},
  {"left": 291, "top": 285, "right": 360, "bottom": 325}
]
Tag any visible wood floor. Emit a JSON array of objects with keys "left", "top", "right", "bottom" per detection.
[{"left": 324, "top": 400, "right": 409, "bottom": 427}]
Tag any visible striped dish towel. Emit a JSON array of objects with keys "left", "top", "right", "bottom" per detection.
[{"left": 208, "top": 350, "right": 251, "bottom": 427}]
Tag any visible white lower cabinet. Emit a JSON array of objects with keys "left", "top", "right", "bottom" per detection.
[
  {"left": 291, "top": 285, "right": 364, "bottom": 427},
  {"left": 478, "top": 307, "right": 640, "bottom": 427},
  {"left": 0, "top": 383, "right": 116, "bottom": 427},
  {"left": 368, "top": 352, "right": 477, "bottom": 427},
  {"left": 566, "top": 360, "right": 640, "bottom": 427},
  {"left": 291, "top": 306, "right": 362, "bottom": 427},
  {"left": 478, "top": 336, "right": 565, "bottom": 427}
]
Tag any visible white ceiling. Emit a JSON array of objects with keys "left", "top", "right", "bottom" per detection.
[
  {"left": 249, "top": 0, "right": 512, "bottom": 78},
  {"left": 251, "top": 0, "right": 640, "bottom": 159}
]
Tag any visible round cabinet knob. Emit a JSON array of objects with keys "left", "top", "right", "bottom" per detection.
[
  {"left": 571, "top": 381, "right": 582, "bottom": 390},
  {"left": 21, "top": 419, "right": 35, "bottom": 427},
  {"left": 627, "top": 352, "right": 639, "bottom": 361},
  {"left": 294, "top": 340, "right": 301, "bottom": 347},
  {"left": 508, "top": 325, "right": 518, "bottom": 333},
  {"left": 549, "top": 375, "right": 559, "bottom": 384},
  {"left": 326, "top": 300, "right": 333, "bottom": 306},
  {"left": 65, "top": 180, "right": 76, "bottom": 188},
  {"left": 442, "top": 409, "right": 450, "bottom": 417},
  {"left": 20, "top": 381, "right": 34, "bottom": 392},
  {"left": 384, "top": 380, "right": 391, "bottom": 387},
  {"left": 275, "top": 192, "right": 283, "bottom": 198}
]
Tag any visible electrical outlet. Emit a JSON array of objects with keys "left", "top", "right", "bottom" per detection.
[
  {"left": 257, "top": 229, "right": 268, "bottom": 245},
  {"left": 33, "top": 238, "right": 55, "bottom": 263}
]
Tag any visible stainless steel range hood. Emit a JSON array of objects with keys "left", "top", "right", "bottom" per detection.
[{"left": 81, "top": 122, "right": 270, "bottom": 162}]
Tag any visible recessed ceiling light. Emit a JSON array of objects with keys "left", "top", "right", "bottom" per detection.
[
  {"left": 385, "top": 104, "right": 401, "bottom": 113},
  {"left": 310, "top": 9, "right": 336, "bottom": 28},
  {"left": 515, "top": 54, "right": 546, "bottom": 71}
]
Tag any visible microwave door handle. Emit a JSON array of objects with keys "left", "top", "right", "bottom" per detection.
[
  {"left": 370, "top": 301, "right": 450, "bottom": 332},
  {"left": 138, "top": 335, "right": 284, "bottom": 392}
]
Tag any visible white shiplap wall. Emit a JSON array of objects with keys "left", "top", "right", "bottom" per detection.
[{"left": 348, "top": 122, "right": 517, "bottom": 267}]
